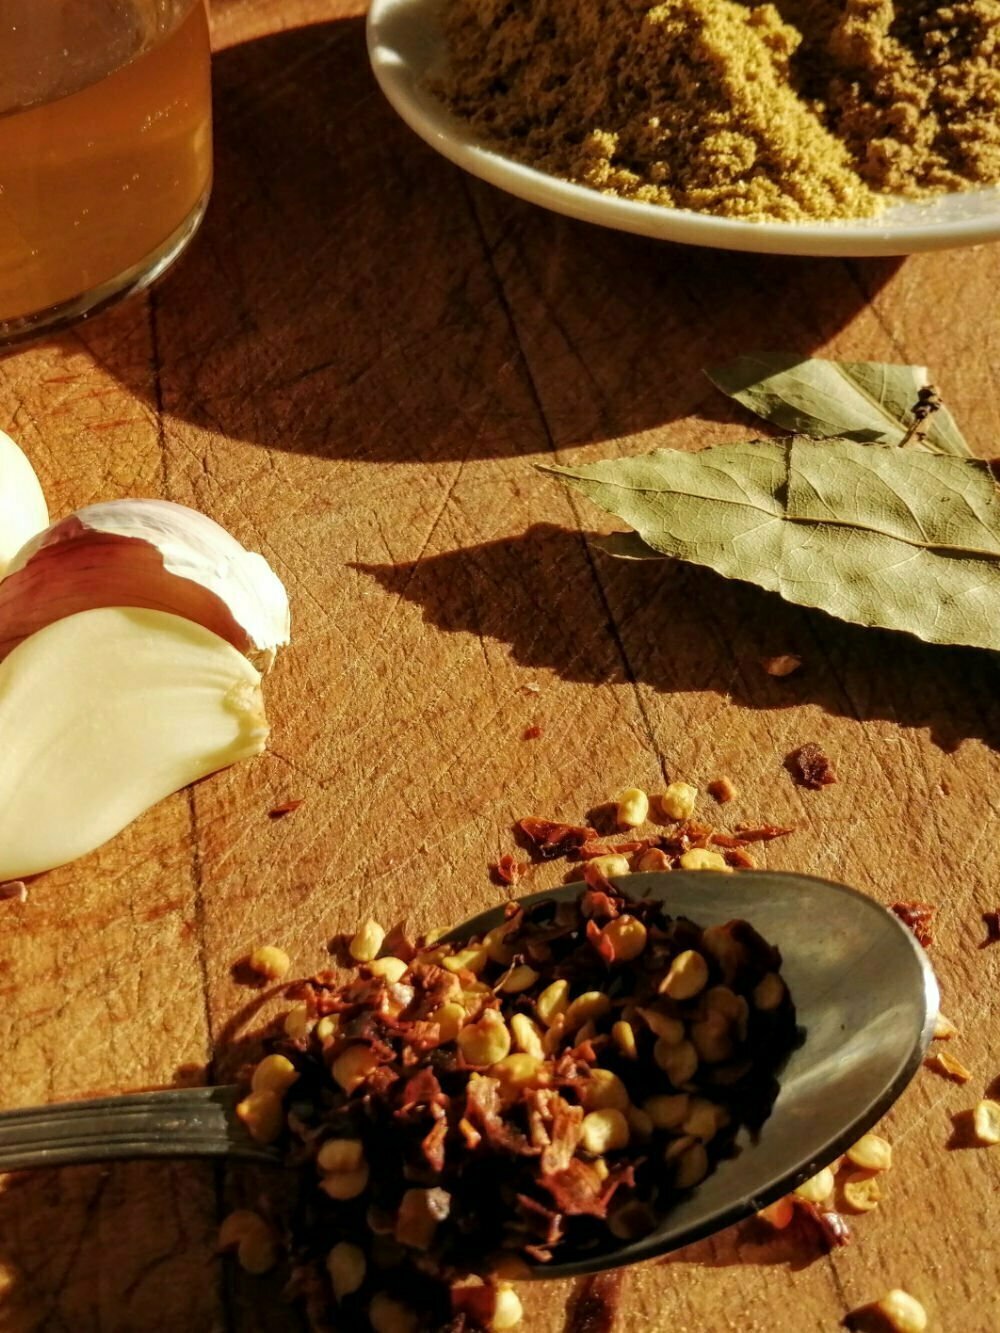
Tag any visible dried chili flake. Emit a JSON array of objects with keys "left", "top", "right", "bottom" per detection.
[
  {"left": 383, "top": 920, "right": 418, "bottom": 962},
  {"left": 724, "top": 847, "right": 757, "bottom": 870},
  {"left": 251, "top": 879, "right": 797, "bottom": 1332},
  {"left": 578, "top": 838, "right": 651, "bottom": 859},
  {"left": 890, "top": 900, "right": 936, "bottom": 948},
  {"left": 581, "top": 889, "right": 620, "bottom": 922},
  {"left": 786, "top": 743, "right": 837, "bottom": 789},
  {"left": 708, "top": 831, "right": 747, "bottom": 848},
  {"left": 791, "top": 1197, "right": 852, "bottom": 1248},
  {"left": 422, "top": 1118, "right": 449, "bottom": 1172},
  {"left": 761, "top": 654, "right": 803, "bottom": 677},
  {"left": 523, "top": 723, "right": 543, "bottom": 740},
  {"left": 515, "top": 1192, "right": 564, "bottom": 1247},
  {"left": 268, "top": 798, "right": 304, "bottom": 818},
  {"left": 733, "top": 823, "right": 795, "bottom": 842},
  {"left": 492, "top": 853, "right": 528, "bottom": 886},
  {"left": 541, "top": 1158, "right": 614, "bottom": 1217},
  {"left": 517, "top": 816, "right": 598, "bottom": 859},
  {"left": 400, "top": 1068, "right": 447, "bottom": 1111},
  {"left": 708, "top": 777, "right": 737, "bottom": 804},
  {"left": 451, "top": 1283, "right": 497, "bottom": 1328},
  {"left": 581, "top": 863, "right": 618, "bottom": 896},
  {"left": 566, "top": 1272, "right": 625, "bottom": 1333},
  {"left": 979, "top": 909, "right": 1000, "bottom": 948}
]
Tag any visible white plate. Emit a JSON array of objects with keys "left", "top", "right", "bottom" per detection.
[{"left": 366, "top": 0, "right": 1000, "bottom": 258}]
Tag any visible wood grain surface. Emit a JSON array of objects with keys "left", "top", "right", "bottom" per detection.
[{"left": 1, "top": 1, "right": 999, "bottom": 1329}]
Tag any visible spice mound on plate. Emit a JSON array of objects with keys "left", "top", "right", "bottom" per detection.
[
  {"left": 436, "top": 0, "right": 1000, "bottom": 223},
  {"left": 235, "top": 886, "right": 797, "bottom": 1330}
]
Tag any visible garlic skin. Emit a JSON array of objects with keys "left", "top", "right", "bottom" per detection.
[
  {"left": 0, "top": 429, "right": 49, "bottom": 577},
  {"left": 0, "top": 607, "right": 268, "bottom": 880},
  {"left": 0, "top": 499, "right": 290, "bottom": 668}
]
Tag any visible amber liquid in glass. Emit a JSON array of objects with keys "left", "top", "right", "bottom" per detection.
[{"left": 0, "top": 0, "right": 212, "bottom": 332}]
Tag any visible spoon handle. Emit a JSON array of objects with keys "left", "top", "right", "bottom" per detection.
[{"left": 0, "top": 1084, "right": 281, "bottom": 1171}]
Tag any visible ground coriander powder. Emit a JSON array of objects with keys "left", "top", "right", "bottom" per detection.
[{"left": 437, "top": 0, "right": 1000, "bottom": 222}]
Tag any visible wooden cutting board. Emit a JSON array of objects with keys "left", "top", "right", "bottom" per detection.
[{"left": 1, "top": 1, "right": 998, "bottom": 1328}]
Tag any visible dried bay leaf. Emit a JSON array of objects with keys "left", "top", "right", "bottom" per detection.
[
  {"left": 707, "top": 354, "right": 970, "bottom": 457},
  {"left": 540, "top": 438, "right": 1000, "bottom": 651}
]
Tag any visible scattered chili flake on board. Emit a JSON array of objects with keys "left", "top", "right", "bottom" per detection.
[
  {"left": 761, "top": 654, "right": 803, "bottom": 677},
  {"left": 578, "top": 838, "right": 653, "bottom": 859},
  {"left": 708, "top": 777, "right": 737, "bottom": 804},
  {"left": 734, "top": 823, "right": 796, "bottom": 842},
  {"left": 0, "top": 880, "right": 27, "bottom": 903},
  {"left": 565, "top": 1271, "right": 626, "bottom": 1333},
  {"left": 492, "top": 853, "right": 528, "bottom": 886},
  {"left": 786, "top": 743, "right": 837, "bottom": 789},
  {"left": 268, "top": 798, "right": 304, "bottom": 819},
  {"left": 979, "top": 910, "right": 1000, "bottom": 948},
  {"left": 890, "top": 900, "right": 936, "bottom": 948},
  {"left": 724, "top": 847, "right": 757, "bottom": 869},
  {"left": 517, "top": 816, "right": 598, "bottom": 859},
  {"left": 790, "top": 1198, "right": 852, "bottom": 1248},
  {"left": 523, "top": 723, "right": 543, "bottom": 740}
]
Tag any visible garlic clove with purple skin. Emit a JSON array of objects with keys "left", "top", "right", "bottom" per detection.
[{"left": 0, "top": 498, "right": 289, "bottom": 669}]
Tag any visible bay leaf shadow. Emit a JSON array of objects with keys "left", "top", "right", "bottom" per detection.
[
  {"left": 52, "top": 17, "right": 897, "bottom": 463},
  {"left": 353, "top": 524, "right": 1000, "bottom": 753}
]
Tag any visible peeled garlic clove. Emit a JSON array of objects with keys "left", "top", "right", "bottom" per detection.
[
  {"left": 0, "top": 429, "right": 48, "bottom": 576},
  {"left": 0, "top": 499, "right": 289, "bottom": 668},
  {"left": 0, "top": 607, "right": 268, "bottom": 880}
]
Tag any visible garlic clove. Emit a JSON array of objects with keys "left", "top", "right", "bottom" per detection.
[
  {"left": 0, "top": 606, "right": 268, "bottom": 880},
  {"left": 0, "top": 499, "right": 289, "bottom": 668},
  {"left": 0, "top": 429, "right": 49, "bottom": 577}
]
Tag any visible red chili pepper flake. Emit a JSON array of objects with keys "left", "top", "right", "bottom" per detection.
[
  {"left": 517, "top": 816, "right": 598, "bottom": 860},
  {"left": 492, "top": 853, "right": 528, "bottom": 886},
  {"left": 582, "top": 862, "right": 619, "bottom": 893},
  {"left": 0, "top": 880, "right": 27, "bottom": 903},
  {"left": 523, "top": 723, "right": 543, "bottom": 740},
  {"left": 708, "top": 831, "right": 746, "bottom": 849},
  {"left": 565, "top": 1271, "right": 626, "bottom": 1333},
  {"left": 733, "top": 823, "right": 796, "bottom": 842},
  {"left": 980, "top": 909, "right": 1000, "bottom": 948},
  {"left": 790, "top": 1197, "right": 852, "bottom": 1248},
  {"left": 578, "top": 838, "right": 653, "bottom": 859},
  {"left": 452, "top": 1283, "right": 497, "bottom": 1327},
  {"left": 890, "top": 900, "right": 936, "bottom": 948},
  {"left": 786, "top": 743, "right": 837, "bottom": 790},
  {"left": 268, "top": 798, "right": 304, "bottom": 819},
  {"left": 760, "top": 654, "right": 803, "bottom": 677},
  {"left": 724, "top": 847, "right": 757, "bottom": 870},
  {"left": 708, "top": 777, "right": 737, "bottom": 804},
  {"left": 580, "top": 889, "right": 621, "bottom": 921},
  {"left": 261, "top": 884, "right": 798, "bottom": 1329}
]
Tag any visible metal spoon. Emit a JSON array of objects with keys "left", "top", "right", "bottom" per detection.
[{"left": 0, "top": 870, "right": 937, "bottom": 1273}]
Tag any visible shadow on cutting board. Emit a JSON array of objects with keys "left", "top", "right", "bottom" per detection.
[
  {"left": 354, "top": 522, "right": 1000, "bottom": 754},
  {"left": 56, "top": 17, "right": 898, "bottom": 464}
]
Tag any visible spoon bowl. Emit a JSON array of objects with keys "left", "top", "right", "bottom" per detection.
[
  {"left": 0, "top": 871, "right": 937, "bottom": 1278},
  {"left": 450, "top": 869, "right": 939, "bottom": 1276}
]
